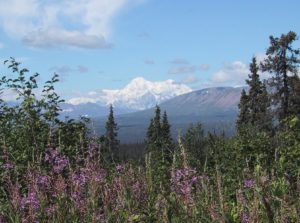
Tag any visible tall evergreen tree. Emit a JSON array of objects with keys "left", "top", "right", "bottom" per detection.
[
  {"left": 161, "top": 111, "right": 172, "bottom": 145},
  {"left": 288, "top": 75, "right": 300, "bottom": 119},
  {"left": 146, "top": 118, "right": 154, "bottom": 149},
  {"left": 247, "top": 57, "right": 272, "bottom": 131},
  {"left": 153, "top": 105, "right": 161, "bottom": 143},
  {"left": 183, "top": 123, "right": 207, "bottom": 169},
  {"left": 161, "top": 111, "right": 173, "bottom": 162},
  {"left": 145, "top": 106, "right": 173, "bottom": 192},
  {"left": 145, "top": 106, "right": 161, "bottom": 153},
  {"left": 236, "top": 89, "right": 250, "bottom": 133},
  {"left": 247, "top": 57, "right": 263, "bottom": 124},
  {"left": 261, "top": 31, "right": 300, "bottom": 122},
  {"left": 104, "top": 105, "right": 119, "bottom": 163},
  {"left": 237, "top": 57, "right": 272, "bottom": 133}
]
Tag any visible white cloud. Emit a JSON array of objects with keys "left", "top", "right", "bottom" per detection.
[
  {"left": 68, "top": 97, "right": 97, "bottom": 105},
  {"left": 210, "top": 61, "right": 249, "bottom": 86},
  {"left": 1, "top": 89, "right": 18, "bottom": 101},
  {"left": 209, "top": 58, "right": 273, "bottom": 87},
  {"left": 23, "top": 29, "right": 112, "bottom": 49},
  {"left": 50, "top": 65, "right": 89, "bottom": 75},
  {"left": 0, "top": 0, "right": 139, "bottom": 49}
]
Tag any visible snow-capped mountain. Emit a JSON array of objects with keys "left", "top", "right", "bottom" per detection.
[
  {"left": 67, "top": 77, "right": 192, "bottom": 111},
  {"left": 93, "top": 86, "right": 243, "bottom": 142}
]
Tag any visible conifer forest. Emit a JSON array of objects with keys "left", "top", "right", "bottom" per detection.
[{"left": 0, "top": 31, "right": 300, "bottom": 223}]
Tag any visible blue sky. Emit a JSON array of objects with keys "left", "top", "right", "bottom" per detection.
[{"left": 0, "top": 0, "right": 299, "bottom": 99}]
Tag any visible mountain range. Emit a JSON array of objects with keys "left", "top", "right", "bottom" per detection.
[
  {"left": 5, "top": 77, "right": 244, "bottom": 142},
  {"left": 62, "top": 77, "right": 192, "bottom": 117},
  {"left": 92, "top": 87, "right": 243, "bottom": 143},
  {"left": 57, "top": 78, "right": 245, "bottom": 142}
]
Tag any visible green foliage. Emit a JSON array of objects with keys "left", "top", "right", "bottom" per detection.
[
  {"left": 182, "top": 123, "right": 207, "bottom": 170},
  {"left": 0, "top": 58, "right": 60, "bottom": 166},
  {"left": 145, "top": 106, "right": 173, "bottom": 192},
  {"left": 261, "top": 31, "right": 300, "bottom": 123},
  {"left": 103, "top": 105, "right": 119, "bottom": 164},
  {"left": 276, "top": 116, "right": 300, "bottom": 184},
  {"left": 236, "top": 89, "right": 250, "bottom": 132},
  {"left": 237, "top": 57, "right": 272, "bottom": 134},
  {"left": 57, "top": 117, "right": 90, "bottom": 163},
  {"left": 288, "top": 74, "right": 300, "bottom": 119}
]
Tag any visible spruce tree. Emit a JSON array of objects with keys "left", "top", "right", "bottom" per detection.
[
  {"left": 247, "top": 57, "right": 263, "bottom": 125},
  {"left": 145, "top": 106, "right": 173, "bottom": 192},
  {"left": 183, "top": 123, "right": 207, "bottom": 168},
  {"left": 161, "top": 111, "right": 172, "bottom": 145},
  {"left": 261, "top": 31, "right": 300, "bottom": 122},
  {"left": 237, "top": 57, "right": 273, "bottom": 170},
  {"left": 161, "top": 111, "right": 173, "bottom": 162},
  {"left": 146, "top": 118, "right": 154, "bottom": 151},
  {"left": 237, "top": 57, "right": 272, "bottom": 133},
  {"left": 247, "top": 57, "right": 272, "bottom": 131},
  {"left": 236, "top": 89, "right": 250, "bottom": 133},
  {"left": 145, "top": 106, "right": 162, "bottom": 153},
  {"left": 153, "top": 105, "right": 161, "bottom": 143},
  {"left": 104, "top": 105, "right": 119, "bottom": 163},
  {"left": 288, "top": 75, "right": 300, "bottom": 119}
]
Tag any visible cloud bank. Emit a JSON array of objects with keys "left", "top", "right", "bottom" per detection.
[
  {"left": 0, "top": 0, "right": 139, "bottom": 49},
  {"left": 209, "top": 57, "right": 271, "bottom": 87}
]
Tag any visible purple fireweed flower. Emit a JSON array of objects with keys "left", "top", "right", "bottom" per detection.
[
  {"left": 45, "top": 148, "right": 68, "bottom": 173},
  {"left": 21, "top": 191, "right": 40, "bottom": 211},
  {"left": 171, "top": 168, "right": 198, "bottom": 204},
  {"left": 241, "top": 213, "right": 250, "bottom": 223},
  {"left": 180, "top": 184, "right": 192, "bottom": 194},
  {"left": 44, "top": 153, "right": 50, "bottom": 162},
  {"left": 71, "top": 172, "right": 87, "bottom": 187},
  {"left": 53, "top": 156, "right": 69, "bottom": 173},
  {"left": 94, "top": 169, "right": 106, "bottom": 183},
  {"left": 71, "top": 191, "right": 85, "bottom": 213},
  {"left": 1, "top": 163, "right": 14, "bottom": 170},
  {"left": 45, "top": 148, "right": 58, "bottom": 162},
  {"left": 71, "top": 191, "right": 82, "bottom": 200},
  {"left": 37, "top": 175, "right": 50, "bottom": 188},
  {"left": 116, "top": 164, "right": 125, "bottom": 173},
  {"left": 243, "top": 179, "right": 255, "bottom": 188},
  {"left": 50, "top": 149, "right": 59, "bottom": 158},
  {"left": 191, "top": 176, "right": 198, "bottom": 184}
]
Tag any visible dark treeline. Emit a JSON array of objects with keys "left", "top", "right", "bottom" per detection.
[{"left": 0, "top": 31, "right": 299, "bottom": 222}]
